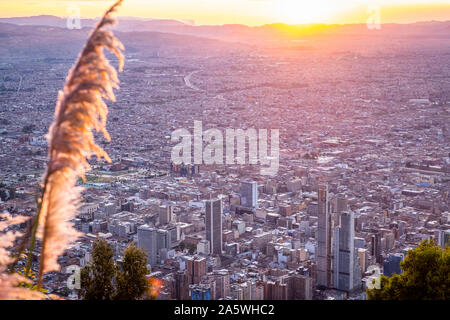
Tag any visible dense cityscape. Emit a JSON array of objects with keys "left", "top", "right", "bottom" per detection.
[{"left": 0, "top": 12, "right": 449, "bottom": 301}]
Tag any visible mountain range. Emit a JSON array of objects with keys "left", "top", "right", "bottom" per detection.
[
  {"left": 1, "top": 15, "right": 450, "bottom": 45},
  {"left": 1, "top": 16, "right": 449, "bottom": 61}
]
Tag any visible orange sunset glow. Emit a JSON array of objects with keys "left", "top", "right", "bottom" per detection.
[
  {"left": 0, "top": 0, "right": 449, "bottom": 25},
  {"left": 0, "top": 0, "right": 450, "bottom": 306}
]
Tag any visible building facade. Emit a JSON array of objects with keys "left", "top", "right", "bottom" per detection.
[{"left": 205, "top": 198, "right": 223, "bottom": 255}]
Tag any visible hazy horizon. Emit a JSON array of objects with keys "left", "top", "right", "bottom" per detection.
[
  {"left": 1, "top": 13, "right": 450, "bottom": 28},
  {"left": 1, "top": 0, "right": 450, "bottom": 26}
]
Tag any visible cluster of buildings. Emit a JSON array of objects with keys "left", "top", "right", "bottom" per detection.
[{"left": 1, "top": 28, "right": 449, "bottom": 300}]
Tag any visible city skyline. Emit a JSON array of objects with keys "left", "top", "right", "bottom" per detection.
[{"left": 0, "top": 0, "right": 449, "bottom": 303}]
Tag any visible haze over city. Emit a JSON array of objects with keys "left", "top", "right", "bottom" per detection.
[
  {"left": 1, "top": 0, "right": 450, "bottom": 25},
  {"left": 0, "top": 0, "right": 449, "bottom": 306}
]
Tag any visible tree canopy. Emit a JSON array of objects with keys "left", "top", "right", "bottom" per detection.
[
  {"left": 115, "top": 243, "right": 149, "bottom": 300},
  {"left": 367, "top": 240, "right": 449, "bottom": 300},
  {"left": 79, "top": 239, "right": 152, "bottom": 300},
  {"left": 79, "top": 239, "right": 116, "bottom": 300}
]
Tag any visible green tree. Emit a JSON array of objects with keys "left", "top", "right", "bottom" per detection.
[
  {"left": 367, "top": 240, "right": 450, "bottom": 300},
  {"left": 79, "top": 239, "right": 116, "bottom": 300},
  {"left": 115, "top": 243, "right": 150, "bottom": 300},
  {"left": 179, "top": 241, "right": 196, "bottom": 254},
  {"left": 79, "top": 240, "right": 152, "bottom": 300}
]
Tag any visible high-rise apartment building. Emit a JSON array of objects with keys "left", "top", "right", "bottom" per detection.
[
  {"left": 317, "top": 184, "right": 332, "bottom": 288},
  {"left": 333, "top": 211, "right": 361, "bottom": 293},
  {"left": 186, "top": 256, "right": 207, "bottom": 284}
]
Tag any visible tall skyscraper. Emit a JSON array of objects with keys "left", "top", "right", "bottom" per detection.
[
  {"left": 240, "top": 180, "right": 258, "bottom": 209},
  {"left": 333, "top": 211, "right": 361, "bottom": 292},
  {"left": 137, "top": 224, "right": 158, "bottom": 265},
  {"left": 205, "top": 198, "right": 223, "bottom": 255},
  {"left": 371, "top": 232, "right": 382, "bottom": 263},
  {"left": 317, "top": 184, "right": 332, "bottom": 288}
]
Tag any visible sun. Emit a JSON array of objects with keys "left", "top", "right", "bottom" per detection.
[{"left": 277, "top": 0, "right": 343, "bottom": 24}]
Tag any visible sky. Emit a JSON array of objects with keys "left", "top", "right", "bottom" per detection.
[{"left": 0, "top": 0, "right": 450, "bottom": 26}]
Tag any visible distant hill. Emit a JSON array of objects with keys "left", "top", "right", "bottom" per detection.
[
  {"left": 0, "top": 22, "right": 246, "bottom": 60},
  {"left": 0, "top": 15, "right": 187, "bottom": 32},
  {"left": 1, "top": 17, "right": 449, "bottom": 62},
  {"left": 0, "top": 15, "right": 94, "bottom": 28},
  {"left": 1, "top": 16, "right": 449, "bottom": 45}
]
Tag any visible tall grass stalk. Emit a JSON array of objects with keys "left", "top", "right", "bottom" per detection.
[{"left": 36, "top": 0, "right": 124, "bottom": 288}]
